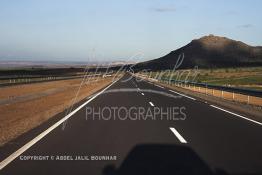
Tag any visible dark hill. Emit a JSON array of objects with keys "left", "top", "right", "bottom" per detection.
[{"left": 134, "top": 35, "right": 262, "bottom": 71}]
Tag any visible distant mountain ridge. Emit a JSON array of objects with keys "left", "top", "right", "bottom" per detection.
[{"left": 135, "top": 34, "right": 262, "bottom": 71}]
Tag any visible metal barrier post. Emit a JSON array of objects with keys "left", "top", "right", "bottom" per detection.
[{"left": 205, "top": 84, "right": 207, "bottom": 95}]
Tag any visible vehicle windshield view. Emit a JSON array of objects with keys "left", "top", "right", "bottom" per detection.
[{"left": 0, "top": 0, "right": 262, "bottom": 175}]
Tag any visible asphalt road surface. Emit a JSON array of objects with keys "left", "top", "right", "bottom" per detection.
[{"left": 0, "top": 73, "right": 262, "bottom": 175}]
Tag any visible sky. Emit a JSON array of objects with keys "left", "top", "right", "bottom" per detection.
[{"left": 0, "top": 0, "right": 261, "bottom": 62}]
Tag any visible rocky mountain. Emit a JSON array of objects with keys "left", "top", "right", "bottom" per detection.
[{"left": 134, "top": 34, "right": 262, "bottom": 71}]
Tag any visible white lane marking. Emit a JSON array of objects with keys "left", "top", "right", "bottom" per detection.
[
  {"left": 141, "top": 93, "right": 144, "bottom": 96},
  {"left": 210, "top": 105, "right": 262, "bottom": 126},
  {"left": 169, "top": 90, "right": 196, "bottom": 101},
  {"left": 149, "top": 102, "right": 154, "bottom": 107},
  {"left": 137, "top": 88, "right": 140, "bottom": 91},
  {"left": 155, "top": 84, "right": 164, "bottom": 89},
  {"left": 86, "top": 95, "right": 94, "bottom": 99},
  {"left": 170, "top": 127, "right": 187, "bottom": 143},
  {"left": 0, "top": 78, "right": 120, "bottom": 170}
]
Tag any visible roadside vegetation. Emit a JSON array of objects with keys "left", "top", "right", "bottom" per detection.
[
  {"left": 195, "top": 67, "right": 262, "bottom": 90},
  {"left": 139, "top": 67, "right": 262, "bottom": 91}
]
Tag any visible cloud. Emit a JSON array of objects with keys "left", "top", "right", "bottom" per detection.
[
  {"left": 237, "top": 24, "right": 253, "bottom": 28},
  {"left": 152, "top": 7, "right": 176, "bottom": 12}
]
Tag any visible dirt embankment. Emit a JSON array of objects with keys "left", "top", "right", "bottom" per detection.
[{"left": 0, "top": 76, "right": 116, "bottom": 146}]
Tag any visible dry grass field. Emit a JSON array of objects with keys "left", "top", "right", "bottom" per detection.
[
  {"left": 140, "top": 67, "right": 262, "bottom": 90},
  {"left": 0, "top": 76, "right": 117, "bottom": 146}
]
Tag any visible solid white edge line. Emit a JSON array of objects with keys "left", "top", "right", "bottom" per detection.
[
  {"left": 142, "top": 76, "right": 262, "bottom": 127},
  {"left": 149, "top": 102, "right": 154, "bottom": 107},
  {"left": 169, "top": 90, "right": 196, "bottom": 101},
  {"left": 169, "top": 127, "right": 187, "bottom": 143},
  {"left": 210, "top": 105, "right": 262, "bottom": 126},
  {"left": 0, "top": 78, "right": 121, "bottom": 170}
]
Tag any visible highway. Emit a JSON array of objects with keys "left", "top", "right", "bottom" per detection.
[{"left": 0, "top": 73, "right": 262, "bottom": 175}]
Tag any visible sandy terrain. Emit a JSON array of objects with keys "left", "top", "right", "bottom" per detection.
[{"left": 0, "top": 76, "right": 117, "bottom": 146}]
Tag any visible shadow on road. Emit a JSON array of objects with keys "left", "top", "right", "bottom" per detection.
[{"left": 103, "top": 144, "right": 228, "bottom": 175}]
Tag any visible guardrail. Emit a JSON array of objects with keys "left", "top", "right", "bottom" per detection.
[
  {"left": 160, "top": 79, "right": 262, "bottom": 98},
  {"left": 136, "top": 74, "right": 262, "bottom": 107},
  {"left": 0, "top": 73, "right": 113, "bottom": 87},
  {"left": 159, "top": 78, "right": 262, "bottom": 106}
]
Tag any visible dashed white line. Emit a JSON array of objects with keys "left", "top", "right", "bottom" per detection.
[
  {"left": 141, "top": 93, "right": 144, "bottom": 96},
  {"left": 169, "top": 90, "right": 196, "bottom": 101},
  {"left": 137, "top": 88, "right": 140, "bottom": 91},
  {"left": 0, "top": 78, "right": 121, "bottom": 170},
  {"left": 149, "top": 102, "right": 154, "bottom": 107},
  {"left": 210, "top": 105, "right": 262, "bottom": 126},
  {"left": 155, "top": 84, "right": 164, "bottom": 89},
  {"left": 169, "top": 127, "right": 187, "bottom": 143}
]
